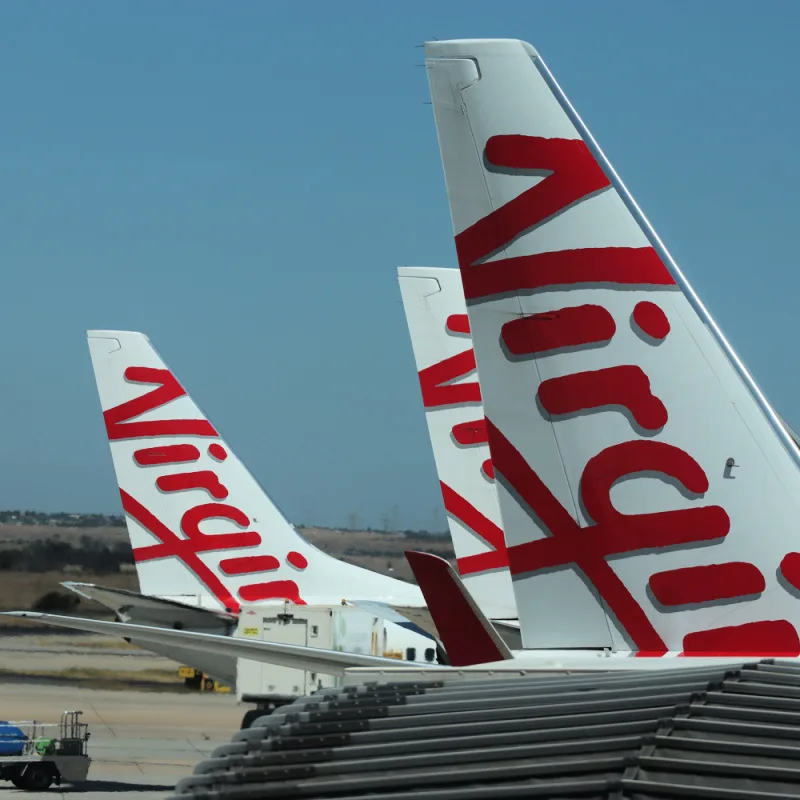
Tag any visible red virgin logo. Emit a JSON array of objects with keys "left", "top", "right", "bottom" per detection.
[
  {"left": 418, "top": 316, "right": 508, "bottom": 576},
  {"left": 105, "top": 367, "right": 308, "bottom": 613},
  {"left": 457, "top": 135, "right": 800, "bottom": 656}
]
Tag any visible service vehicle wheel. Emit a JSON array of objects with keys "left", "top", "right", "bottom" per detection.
[
  {"left": 7, "top": 766, "right": 24, "bottom": 789},
  {"left": 20, "top": 764, "right": 54, "bottom": 791}
]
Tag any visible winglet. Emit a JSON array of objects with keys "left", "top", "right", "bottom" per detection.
[{"left": 405, "top": 550, "right": 513, "bottom": 666}]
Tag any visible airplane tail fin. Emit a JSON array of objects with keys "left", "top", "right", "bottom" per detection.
[
  {"left": 425, "top": 39, "right": 800, "bottom": 656},
  {"left": 87, "top": 331, "right": 422, "bottom": 612},
  {"left": 405, "top": 550, "right": 513, "bottom": 666},
  {"left": 398, "top": 267, "right": 516, "bottom": 620}
]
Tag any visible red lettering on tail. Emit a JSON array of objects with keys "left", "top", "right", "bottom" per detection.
[
  {"left": 418, "top": 350, "right": 481, "bottom": 409},
  {"left": 489, "top": 422, "right": 730, "bottom": 652},
  {"left": 649, "top": 563, "right": 765, "bottom": 607},
  {"left": 220, "top": 555, "right": 280, "bottom": 576},
  {"left": 454, "top": 136, "right": 675, "bottom": 298},
  {"left": 682, "top": 620, "right": 800, "bottom": 656},
  {"left": 441, "top": 482, "right": 507, "bottom": 575},
  {"left": 502, "top": 304, "right": 615, "bottom": 356},
  {"left": 446, "top": 314, "right": 471, "bottom": 334},
  {"left": 132, "top": 503, "right": 261, "bottom": 564},
  {"left": 208, "top": 444, "right": 228, "bottom": 461},
  {"left": 156, "top": 471, "right": 229, "bottom": 500},
  {"left": 580, "top": 440, "right": 729, "bottom": 538},
  {"left": 111, "top": 367, "right": 312, "bottom": 609},
  {"left": 779, "top": 553, "right": 800, "bottom": 593},
  {"left": 446, "top": 132, "right": 785, "bottom": 652},
  {"left": 122, "top": 490, "right": 241, "bottom": 612},
  {"left": 239, "top": 581, "right": 306, "bottom": 605},
  {"left": 632, "top": 302, "right": 671, "bottom": 341},
  {"left": 124, "top": 491, "right": 308, "bottom": 611},
  {"left": 461, "top": 248, "right": 675, "bottom": 301},
  {"left": 538, "top": 365, "right": 668, "bottom": 432},
  {"left": 456, "top": 137, "right": 610, "bottom": 269},
  {"left": 105, "top": 368, "right": 218, "bottom": 441},
  {"left": 452, "top": 420, "right": 488, "bottom": 446},
  {"left": 134, "top": 445, "right": 201, "bottom": 466},
  {"left": 287, "top": 551, "right": 308, "bottom": 569},
  {"left": 415, "top": 312, "right": 503, "bottom": 578}
]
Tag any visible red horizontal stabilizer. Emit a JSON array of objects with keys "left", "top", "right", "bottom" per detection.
[{"left": 405, "top": 550, "right": 513, "bottom": 666}]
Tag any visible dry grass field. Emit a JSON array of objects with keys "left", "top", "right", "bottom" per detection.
[
  {"left": 0, "top": 522, "right": 128, "bottom": 544},
  {"left": 0, "top": 522, "right": 455, "bottom": 625}
]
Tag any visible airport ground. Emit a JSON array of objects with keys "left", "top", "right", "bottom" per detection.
[
  {"left": 0, "top": 631, "right": 184, "bottom": 688},
  {"left": 0, "top": 521, "right": 454, "bottom": 796},
  {"left": 0, "top": 680, "right": 240, "bottom": 798},
  {"left": 0, "top": 632, "right": 240, "bottom": 798}
]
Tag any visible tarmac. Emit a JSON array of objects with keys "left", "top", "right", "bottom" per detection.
[
  {"left": 0, "top": 633, "right": 180, "bottom": 678},
  {"left": 0, "top": 680, "right": 241, "bottom": 798}
]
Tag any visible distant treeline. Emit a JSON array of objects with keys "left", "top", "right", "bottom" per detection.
[
  {"left": 0, "top": 510, "right": 124, "bottom": 528},
  {"left": 399, "top": 530, "right": 449, "bottom": 540},
  {"left": 0, "top": 537, "right": 133, "bottom": 573},
  {"left": 0, "top": 510, "right": 451, "bottom": 538},
  {"left": 303, "top": 525, "right": 450, "bottom": 539}
]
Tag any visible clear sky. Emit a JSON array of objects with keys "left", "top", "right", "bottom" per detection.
[{"left": 0, "top": 1, "right": 798, "bottom": 530}]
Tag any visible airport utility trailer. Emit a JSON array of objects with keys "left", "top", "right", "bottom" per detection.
[
  {"left": 0, "top": 710, "right": 90, "bottom": 790},
  {"left": 234, "top": 602, "right": 394, "bottom": 728}
]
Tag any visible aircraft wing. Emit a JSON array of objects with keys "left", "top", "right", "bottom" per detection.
[
  {"left": 1, "top": 612, "right": 434, "bottom": 677},
  {"left": 61, "top": 582, "right": 236, "bottom": 632}
]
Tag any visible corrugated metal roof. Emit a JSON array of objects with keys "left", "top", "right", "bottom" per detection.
[{"left": 170, "top": 660, "right": 800, "bottom": 799}]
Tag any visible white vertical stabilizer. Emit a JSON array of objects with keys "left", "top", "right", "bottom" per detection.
[
  {"left": 87, "top": 331, "right": 423, "bottom": 611},
  {"left": 398, "top": 267, "right": 516, "bottom": 620},
  {"left": 425, "top": 39, "right": 800, "bottom": 656}
]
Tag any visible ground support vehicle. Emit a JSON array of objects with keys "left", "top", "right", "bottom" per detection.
[{"left": 0, "top": 710, "right": 90, "bottom": 790}]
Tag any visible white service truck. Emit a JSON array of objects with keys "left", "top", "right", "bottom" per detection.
[{"left": 234, "top": 602, "right": 438, "bottom": 728}]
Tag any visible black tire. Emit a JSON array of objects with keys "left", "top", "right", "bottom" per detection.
[
  {"left": 20, "top": 764, "right": 54, "bottom": 791},
  {"left": 8, "top": 767, "right": 24, "bottom": 789},
  {"left": 184, "top": 673, "right": 202, "bottom": 690}
]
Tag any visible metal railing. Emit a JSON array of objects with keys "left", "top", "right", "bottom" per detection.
[{"left": 0, "top": 711, "right": 89, "bottom": 759}]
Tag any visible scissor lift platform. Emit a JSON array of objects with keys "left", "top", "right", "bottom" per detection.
[{"left": 0, "top": 710, "right": 90, "bottom": 791}]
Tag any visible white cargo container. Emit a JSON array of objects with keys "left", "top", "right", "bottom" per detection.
[
  {"left": 234, "top": 602, "right": 386, "bottom": 701},
  {"left": 233, "top": 601, "right": 439, "bottom": 728}
]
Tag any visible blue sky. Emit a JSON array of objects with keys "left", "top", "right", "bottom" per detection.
[{"left": 0, "top": 1, "right": 798, "bottom": 530}]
